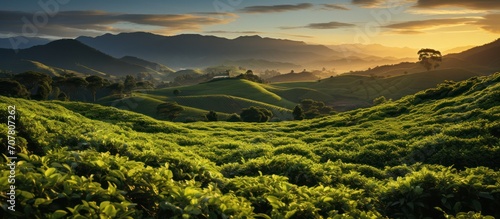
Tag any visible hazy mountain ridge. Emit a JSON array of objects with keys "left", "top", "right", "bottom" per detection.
[
  {"left": 76, "top": 32, "right": 335, "bottom": 70},
  {"left": 0, "top": 39, "right": 159, "bottom": 77},
  {"left": 0, "top": 36, "right": 52, "bottom": 50}
]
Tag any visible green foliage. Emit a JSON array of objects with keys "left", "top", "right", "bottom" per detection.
[
  {"left": 300, "top": 99, "right": 334, "bottom": 119},
  {"left": 240, "top": 106, "right": 273, "bottom": 122},
  {"left": 292, "top": 105, "right": 304, "bottom": 120},
  {"left": 373, "top": 96, "right": 387, "bottom": 105},
  {"left": 157, "top": 101, "right": 184, "bottom": 121},
  {"left": 0, "top": 79, "right": 30, "bottom": 98},
  {"left": 1, "top": 72, "right": 500, "bottom": 218},
  {"left": 205, "top": 110, "right": 218, "bottom": 121}
]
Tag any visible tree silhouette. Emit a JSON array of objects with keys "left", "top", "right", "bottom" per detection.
[
  {"left": 13, "top": 71, "right": 52, "bottom": 100},
  {"left": 240, "top": 106, "right": 273, "bottom": 122},
  {"left": 124, "top": 75, "right": 137, "bottom": 94},
  {"left": 292, "top": 105, "right": 304, "bottom": 120},
  {"left": 206, "top": 111, "right": 218, "bottom": 121},
  {"left": 418, "top": 48, "right": 442, "bottom": 71},
  {"left": 173, "top": 89, "right": 180, "bottom": 96},
  {"left": 86, "top": 75, "right": 108, "bottom": 102},
  {"left": 0, "top": 79, "right": 30, "bottom": 98},
  {"left": 157, "top": 102, "right": 184, "bottom": 121}
]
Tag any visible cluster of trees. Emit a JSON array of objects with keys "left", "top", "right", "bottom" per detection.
[
  {"left": 156, "top": 103, "right": 274, "bottom": 123},
  {"left": 293, "top": 99, "right": 335, "bottom": 120},
  {"left": 235, "top": 70, "right": 265, "bottom": 83},
  {"left": 0, "top": 71, "right": 154, "bottom": 102}
]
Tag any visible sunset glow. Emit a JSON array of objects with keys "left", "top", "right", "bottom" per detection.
[{"left": 1, "top": 0, "right": 498, "bottom": 50}]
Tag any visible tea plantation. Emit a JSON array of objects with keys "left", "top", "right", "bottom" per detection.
[{"left": 1, "top": 73, "right": 500, "bottom": 218}]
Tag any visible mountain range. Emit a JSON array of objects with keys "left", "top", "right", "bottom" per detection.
[
  {"left": 76, "top": 32, "right": 418, "bottom": 72},
  {"left": 0, "top": 33, "right": 498, "bottom": 81},
  {"left": 0, "top": 39, "right": 162, "bottom": 77}
]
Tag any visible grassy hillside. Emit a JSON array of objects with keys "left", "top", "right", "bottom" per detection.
[
  {"left": 130, "top": 79, "right": 297, "bottom": 120},
  {"left": 1, "top": 72, "right": 499, "bottom": 218},
  {"left": 270, "top": 69, "right": 488, "bottom": 110}
]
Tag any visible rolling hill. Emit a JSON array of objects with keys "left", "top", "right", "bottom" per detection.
[
  {"left": 0, "top": 39, "right": 160, "bottom": 77},
  {"left": 349, "top": 38, "right": 500, "bottom": 77},
  {"left": 104, "top": 79, "right": 296, "bottom": 121},
  {"left": 1, "top": 71, "right": 499, "bottom": 218},
  {"left": 267, "top": 71, "right": 320, "bottom": 83}
]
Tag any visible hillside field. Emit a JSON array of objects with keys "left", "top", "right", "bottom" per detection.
[{"left": 1, "top": 72, "right": 500, "bottom": 218}]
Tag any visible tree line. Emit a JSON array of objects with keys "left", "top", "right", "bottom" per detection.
[{"left": 0, "top": 71, "right": 152, "bottom": 102}]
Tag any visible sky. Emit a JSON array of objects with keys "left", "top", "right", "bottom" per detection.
[{"left": 0, "top": 0, "right": 499, "bottom": 50}]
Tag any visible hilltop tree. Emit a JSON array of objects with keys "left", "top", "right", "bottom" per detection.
[
  {"left": 292, "top": 105, "right": 304, "bottom": 120},
  {"left": 240, "top": 106, "right": 273, "bottom": 122},
  {"left": 157, "top": 102, "right": 184, "bottom": 121},
  {"left": 206, "top": 111, "right": 218, "bottom": 121},
  {"left": 418, "top": 48, "right": 442, "bottom": 71}
]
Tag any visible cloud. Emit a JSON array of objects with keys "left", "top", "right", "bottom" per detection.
[
  {"left": 406, "top": 8, "right": 487, "bottom": 15},
  {"left": 383, "top": 18, "right": 479, "bottom": 32},
  {"left": 281, "top": 21, "right": 355, "bottom": 30},
  {"left": 414, "top": 0, "right": 500, "bottom": 10},
  {"left": 475, "top": 13, "right": 500, "bottom": 33},
  {"left": 306, "top": 22, "right": 356, "bottom": 29},
  {"left": 204, "top": 30, "right": 263, "bottom": 34},
  {"left": 0, "top": 10, "right": 237, "bottom": 38},
  {"left": 321, "top": 4, "right": 350, "bottom": 10},
  {"left": 238, "top": 3, "right": 313, "bottom": 13},
  {"left": 351, "top": 0, "right": 384, "bottom": 7}
]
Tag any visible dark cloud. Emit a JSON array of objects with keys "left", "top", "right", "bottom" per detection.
[
  {"left": 0, "top": 10, "right": 237, "bottom": 37},
  {"left": 475, "top": 13, "right": 500, "bottom": 33},
  {"left": 321, "top": 4, "right": 350, "bottom": 10},
  {"left": 238, "top": 3, "right": 313, "bottom": 13},
  {"left": 384, "top": 18, "right": 478, "bottom": 30},
  {"left": 281, "top": 21, "right": 355, "bottom": 30},
  {"left": 204, "top": 30, "right": 263, "bottom": 34},
  {"left": 306, "top": 21, "right": 356, "bottom": 29},
  {"left": 414, "top": 0, "right": 500, "bottom": 10},
  {"left": 351, "top": 0, "right": 384, "bottom": 7}
]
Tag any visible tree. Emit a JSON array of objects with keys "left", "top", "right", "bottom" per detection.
[
  {"left": 124, "top": 75, "right": 137, "bottom": 93},
  {"left": 106, "top": 83, "right": 124, "bottom": 96},
  {"left": 299, "top": 99, "right": 335, "bottom": 119},
  {"left": 227, "top": 113, "right": 242, "bottom": 122},
  {"left": 86, "top": 75, "right": 108, "bottom": 102},
  {"left": 13, "top": 71, "right": 52, "bottom": 100},
  {"left": 55, "top": 77, "right": 88, "bottom": 101},
  {"left": 418, "top": 48, "right": 442, "bottom": 71},
  {"left": 240, "top": 106, "right": 273, "bottom": 122},
  {"left": 0, "top": 79, "right": 30, "bottom": 98},
  {"left": 173, "top": 89, "right": 180, "bottom": 96},
  {"left": 292, "top": 105, "right": 304, "bottom": 120},
  {"left": 157, "top": 102, "right": 184, "bottom": 121},
  {"left": 206, "top": 111, "right": 218, "bottom": 121}
]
